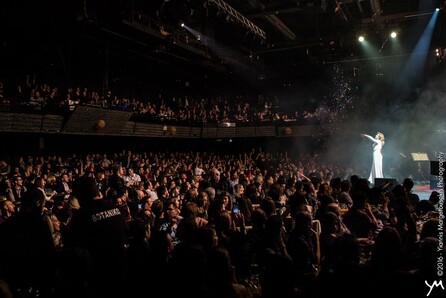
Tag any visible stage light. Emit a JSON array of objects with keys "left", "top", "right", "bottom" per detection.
[
  {"left": 435, "top": 48, "right": 443, "bottom": 63},
  {"left": 180, "top": 22, "right": 185, "bottom": 27},
  {"left": 390, "top": 31, "right": 397, "bottom": 38},
  {"left": 358, "top": 35, "right": 365, "bottom": 42},
  {"left": 436, "top": 8, "right": 440, "bottom": 12}
]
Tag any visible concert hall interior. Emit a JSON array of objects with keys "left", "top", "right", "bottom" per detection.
[{"left": 0, "top": 1, "right": 445, "bottom": 297}]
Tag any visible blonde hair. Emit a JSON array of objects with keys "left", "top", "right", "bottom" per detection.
[
  {"left": 376, "top": 132, "right": 385, "bottom": 145},
  {"left": 46, "top": 174, "right": 57, "bottom": 185}
]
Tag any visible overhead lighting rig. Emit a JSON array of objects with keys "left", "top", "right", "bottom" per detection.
[{"left": 207, "top": 0, "right": 267, "bottom": 40}]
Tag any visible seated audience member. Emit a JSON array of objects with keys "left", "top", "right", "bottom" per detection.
[
  {"left": 337, "top": 179, "right": 353, "bottom": 207},
  {"left": 389, "top": 185, "right": 417, "bottom": 255},
  {"left": 0, "top": 189, "right": 57, "bottom": 297},
  {"left": 342, "top": 191, "right": 378, "bottom": 239},
  {"left": 325, "top": 203, "right": 351, "bottom": 234},
  {"left": 419, "top": 218, "right": 441, "bottom": 241},
  {"left": 286, "top": 211, "right": 320, "bottom": 286},
  {"left": 404, "top": 237, "right": 445, "bottom": 298},
  {"left": 414, "top": 190, "right": 439, "bottom": 216},
  {"left": 0, "top": 198, "right": 16, "bottom": 224},
  {"left": 367, "top": 187, "right": 391, "bottom": 227},
  {"left": 403, "top": 177, "right": 420, "bottom": 211},
  {"left": 314, "top": 232, "right": 368, "bottom": 298},
  {"left": 319, "top": 211, "right": 343, "bottom": 260},
  {"left": 204, "top": 246, "right": 251, "bottom": 298},
  {"left": 261, "top": 253, "right": 300, "bottom": 298}
]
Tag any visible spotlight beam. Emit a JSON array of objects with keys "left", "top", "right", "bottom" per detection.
[{"left": 394, "top": 9, "right": 439, "bottom": 97}]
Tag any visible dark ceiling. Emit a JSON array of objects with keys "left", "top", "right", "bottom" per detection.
[
  {"left": 1, "top": 0, "right": 446, "bottom": 89},
  {"left": 160, "top": 1, "right": 444, "bottom": 45},
  {"left": 155, "top": 0, "right": 446, "bottom": 74}
]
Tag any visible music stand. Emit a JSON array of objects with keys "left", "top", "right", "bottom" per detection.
[{"left": 411, "top": 152, "right": 429, "bottom": 161}]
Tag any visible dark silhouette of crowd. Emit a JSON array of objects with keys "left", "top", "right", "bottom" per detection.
[{"left": 0, "top": 149, "right": 444, "bottom": 298}]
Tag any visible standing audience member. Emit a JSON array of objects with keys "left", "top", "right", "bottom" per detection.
[{"left": 65, "top": 175, "right": 127, "bottom": 298}]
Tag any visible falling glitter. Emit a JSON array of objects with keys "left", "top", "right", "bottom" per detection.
[{"left": 322, "top": 63, "right": 360, "bottom": 134}]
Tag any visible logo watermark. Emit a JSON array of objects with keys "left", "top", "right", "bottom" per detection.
[
  {"left": 425, "top": 280, "right": 444, "bottom": 297},
  {"left": 426, "top": 152, "right": 445, "bottom": 297}
]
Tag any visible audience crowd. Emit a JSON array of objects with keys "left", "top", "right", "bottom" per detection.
[
  {"left": 0, "top": 148, "right": 443, "bottom": 298},
  {"left": 0, "top": 78, "right": 324, "bottom": 125}
]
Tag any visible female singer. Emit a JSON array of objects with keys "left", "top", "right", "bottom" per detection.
[{"left": 360, "top": 132, "right": 385, "bottom": 185}]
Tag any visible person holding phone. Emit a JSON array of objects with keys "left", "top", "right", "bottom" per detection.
[{"left": 232, "top": 202, "right": 239, "bottom": 214}]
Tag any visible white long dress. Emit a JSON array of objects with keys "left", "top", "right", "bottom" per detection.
[{"left": 364, "top": 134, "right": 383, "bottom": 185}]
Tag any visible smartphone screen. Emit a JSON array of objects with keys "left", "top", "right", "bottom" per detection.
[{"left": 232, "top": 202, "right": 239, "bottom": 214}]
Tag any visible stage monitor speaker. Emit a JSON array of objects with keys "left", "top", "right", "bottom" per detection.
[
  {"left": 374, "top": 178, "right": 399, "bottom": 190},
  {"left": 430, "top": 161, "right": 445, "bottom": 177},
  {"left": 430, "top": 179, "right": 440, "bottom": 190}
]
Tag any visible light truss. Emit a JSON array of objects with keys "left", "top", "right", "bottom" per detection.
[
  {"left": 208, "top": 0, "right": 267, "bottom": 40},
  {"left": 264, "top": 14, "right": 295, "bottom": 40}
]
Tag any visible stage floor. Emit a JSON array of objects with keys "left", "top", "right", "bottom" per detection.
[{"left": 413, "top": 182, "right": 441, "bottom": 201}]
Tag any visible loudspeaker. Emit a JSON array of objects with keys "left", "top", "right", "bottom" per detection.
[
  {"left": 430, "top": 179, "right": 439, "bottom": 190},
  {"left": 374, "top": 178, "right": 399, "bottom": 190},
  {"left": 430, "top": 161, "right": 446, "bottom": 177}
]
